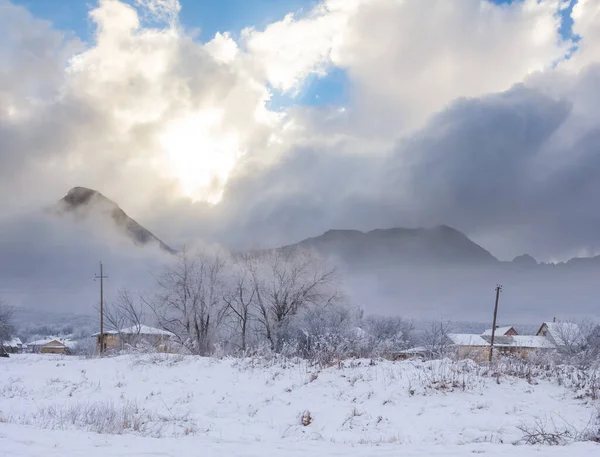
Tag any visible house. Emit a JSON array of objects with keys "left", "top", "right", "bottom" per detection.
[
  {"left": 481, "top": 326, "right": 518, "bottom": 337},
  {"left": 447, "top": 334, "right": 491, "bottom": 362},
  {"left": 1, "top": 337, "right": 23, "bottom": 354},
  {"left": 536, "top": 322, "right": 586, "bottom": 351},
  {"left": 446, "top": 321, "right": 585, "bottom": 361},
  {"left": 27, "top": 337, "right": 77, "bottom": 355},
  {"left": 485, "top": 335, "right": 555, "bottom": 359},
  {"left": 92, "top": 325, "right": 175, "bottom": 353}
]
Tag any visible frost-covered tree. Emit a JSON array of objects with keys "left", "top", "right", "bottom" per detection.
[
  {"left": 0, "top": 300, "right": 15, "bottom": 355},
  {"left": 362, "top": 315, "right": 414, "bottom": 358},
  {"left": 149, "top": 247, "right": 229, "bottom": 355},
  {"left": 421, "top": 320, "right": 454, "bottom": 359},
  {"left": 249, "top": 248, "right": 341, "bottom": 351},
  {"left": 222, "top": 254, "right": 257, "bottom": 353}
]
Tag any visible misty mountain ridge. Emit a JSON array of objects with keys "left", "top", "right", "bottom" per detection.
[
  {"left": 55, "top": 187, "right": 176, "bottom": 254},
  {"left": 287, "top": 225, "right": 498, "bottom": 267},
  {"left": 52, "top": 186, "right": 600, "bottom": 270}
]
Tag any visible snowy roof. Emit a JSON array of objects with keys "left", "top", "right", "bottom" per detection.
[
  {"left": 2, "top": 337, "right": 22, "bottom": 348},
  {"left": 397, "top": 346, "right": 428, "bottom": 354},
  {"left": 495, "top": 336, "right": 555, "bottom": 349},
  {"left": 481, "top": 326, "right": 515, "bottom": 336},
  {"left": 27, "top": 338, "right": 77, "bottom": 348},
  {"left": 447, "top": 334, "right": 490, "bottom": 347},
  {"left": 91, "top": 325, "right": 174, "bottom": 337},
  {"left": 538, "top": 322, "right": 585, "bottom": 347}
]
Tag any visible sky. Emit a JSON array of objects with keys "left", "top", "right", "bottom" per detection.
[{"left": 2, "top": 0, "right": 600, "bottom": 316}]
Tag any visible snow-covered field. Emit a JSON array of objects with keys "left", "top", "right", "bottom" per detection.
[{"left": 1, "top": 354, "right": 598, "bottom": 456}]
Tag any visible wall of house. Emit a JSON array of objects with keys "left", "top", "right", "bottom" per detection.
[
  {"left": 40, "top": 346, "right": 66, "bottom": 354},
  {"left": 457, "top": 346, "right": 489, "bottom": 362},
  {"left": 96, "top": 334, "right": 120, "bottom": 352},
  {"left": 97, "top": 334, "right": 174, "bottom": 353}
]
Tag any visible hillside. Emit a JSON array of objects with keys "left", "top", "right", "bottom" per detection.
[{"left": 0, "top": 354, "right": 598, "bottom": 456}]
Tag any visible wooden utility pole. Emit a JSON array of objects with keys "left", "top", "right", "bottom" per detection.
[
  {"left": 95, "top": 262, "right": 108, "bottom": 354},
  {"left": 488, "top": 284, "right": 502, "bottom": 362}
]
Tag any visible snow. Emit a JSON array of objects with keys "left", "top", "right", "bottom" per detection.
[
  {"left": 91, "top": 324, "right": 175, "bottom": 337},
  {"left": 1, "top": 423, "right": 598, "bottom": 457},
  {"left": 2, "top": 337, "right": 22, "bottom": 348},
  {"left": 500, "top": 335, "right": 555, "bottom": 349},
  {"left": 447, "top": 333, "right": 489, "bottom": 346},
  {"left": 482, "top": 326, "right": 514, "bottom": 336},
  {"left": 0, "top": 354, "right": 598, "bottom": 456}
]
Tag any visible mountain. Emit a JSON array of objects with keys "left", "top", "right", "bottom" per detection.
[
  {"left": 286, "top": 225, "right": 498, "bottom": 268},
  {"left": 511, "top": 254, "right": 538, "bottom": 266},
  {"left": 284, "top": 226, "right": 600, "bottom": 322},
  {"left": 55, "top": 187, "right": 176, "bottom": 254}
]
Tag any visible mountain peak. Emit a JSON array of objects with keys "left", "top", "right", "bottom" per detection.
[
  {"left": 56, "top": 187, "right": 175, "bottom": 254},
  {"left": 512, "top": 254, "right": 538, "bottom": 266},
  {"left": 61, "top": 187, "right": 115, "bottom": 209}
]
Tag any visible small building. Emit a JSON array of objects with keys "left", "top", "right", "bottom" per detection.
[
  {"left": 1, "top": 337, "right": 23, "bottom": 354},
  {"left": 447, "top": 334, "right": 490, "bottom": 362},
  {"left": 27, "top": 337, "right": 77, "bottom": 355},
  {"left": 488, "top": 335, "right": 555, "bottom": 359},
  {"left": 92, "top": 325, "right": 175, "bottom": 353}
]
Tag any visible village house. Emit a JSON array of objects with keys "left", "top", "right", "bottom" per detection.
[
  {"left": 92, "top": 325, "right": 175, "bottom": 353},
  {"left": 1, "top": 337, "right": 23, "bottom": 354},
  {"left": 447, "top": 321, "right": 583, "bottom": 361},
  {"left": 27, "top": 337, "right": 77, "bottom": 355},
  {"left": 447, "top": 334, "right": 490, "bottom": 362}
]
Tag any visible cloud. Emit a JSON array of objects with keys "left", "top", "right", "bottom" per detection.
[
  {"left": 242, "top": 0, "right": 569, "bottom": 132},
  {"left": 567, "top": 0, "right": 600, "bottom": 70}
]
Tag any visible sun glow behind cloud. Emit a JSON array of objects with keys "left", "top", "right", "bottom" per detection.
[{"left": 158, "top": 110, "right": 242, "bottom": 203}]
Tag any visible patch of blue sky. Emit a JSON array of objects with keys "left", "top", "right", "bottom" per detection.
[
  {"left": 267, "top": 67, "right": 350, "bottom": 110},
  {"left": 10, "top": 0, "right": 317, "bottom": 42}
]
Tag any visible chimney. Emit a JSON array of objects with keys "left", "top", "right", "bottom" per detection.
[{"left": 553, "top": 317, "right": 556, "bottom": 323}]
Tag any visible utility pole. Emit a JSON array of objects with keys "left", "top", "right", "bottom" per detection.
[
  {"left": 95, "top": 262, "right": 108, "bottom": 355},
  {"left": 488, "top": 284, "right": 502, "bottom": 362}
]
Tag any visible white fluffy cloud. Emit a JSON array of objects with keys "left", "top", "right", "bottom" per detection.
[{"left": 242, "top": 0, "right": 569, "bottom": 132}]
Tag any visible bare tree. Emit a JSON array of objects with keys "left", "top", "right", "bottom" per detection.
[
  {"left": 421, "top": 320, "right": 454, "bottom": 359},
  {"left": 223, "top": 255, "right": 256, "bottom": 353},
  {"left": 148, "top": 247, "right": 229, "bottom": 355},
  {"left": 97, "top": 288, "right": 146, "bottom": 350},
  {"left": 362, "top": 315, "right": 415, "bottom": 357},
  {"left": 0, "top": 301, "right": 15, "bottom": 356},
  {"left": 249, "top": 248, "right": 341, "bottom": 351}
]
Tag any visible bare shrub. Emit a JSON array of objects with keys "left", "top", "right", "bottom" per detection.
[
  {"left": 517, "top": 410, "right": 600, "bottom": 446},
  {"left": 411, "top": 359, "right": 484, "bottom": 393},
  {"left": 31, "top": 401, "right": 152, "bottom": 435},
  {"left": 517, "top": 417, "right": 577, "bottom": 445}
]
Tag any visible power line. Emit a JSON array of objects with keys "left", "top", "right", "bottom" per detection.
[{"left": 94, "top": 262, "right": 108, "bottom": 355}]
